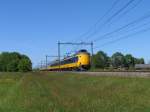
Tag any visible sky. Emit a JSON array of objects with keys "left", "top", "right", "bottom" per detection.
[{"left": 0, "top": 0, "right": 150, "bottom": 67}]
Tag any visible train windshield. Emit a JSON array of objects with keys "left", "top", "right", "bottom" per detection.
[{"left": 78, "top": 49, "right": 87, "bottom": 52}]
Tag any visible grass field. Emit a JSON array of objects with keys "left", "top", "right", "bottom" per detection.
[{"left": 0, "top": 72, "right": 150, "bottom": 112}]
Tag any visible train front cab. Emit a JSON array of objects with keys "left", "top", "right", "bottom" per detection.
[{"left": 76, "top": 52, "right": 91, "bottom": 70}]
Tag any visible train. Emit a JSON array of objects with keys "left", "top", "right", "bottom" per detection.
[{"left": 45, "top": 49, "right": 91, "bottom": 71}]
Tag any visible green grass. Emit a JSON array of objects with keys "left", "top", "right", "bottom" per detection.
[{"left": 0, "top": 72, "right": 150, "bottom": 112}]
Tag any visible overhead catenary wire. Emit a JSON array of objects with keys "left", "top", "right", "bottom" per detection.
[
  {"left": 73, "top": 0, "right": 121, "bottom": 43},
  {"left": 83, "top": 0, "right": 137, "bottom": 41},
  {"left": 70, "top": 0, "right": 139, "bottom": 57},
  {"left": 69, "top": 0, "right": 121, "bottom": 54},
  {"left": 72, "top": 0, "right": 142, "bottom": 56},
  {"left": 70, "top": 0, "right": 121, "bottom": 53},
  {"left": 98, "top": 19, "right": 150, "bottom": 42},
  {"left": 115, "top": 0, "right": 143, "bottom": 21},
  {"left": 93, "top": 12, "right": 150, "bottom": 42},
  {"left": 94, "top": 26, "right": 150, "bottom": 49},
  {"left": 105, "top": 0, "right": 143, "bottom": 29}
]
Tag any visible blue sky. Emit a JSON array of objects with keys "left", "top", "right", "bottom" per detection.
[{"left": 0, "top": 0, "right": 150, "bottom": 66}]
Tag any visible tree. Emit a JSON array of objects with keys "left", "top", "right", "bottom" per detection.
[
  {"left": 111, "top": 52, "right": 125, "bottom": 68},
  {"left": 7, "top": 61, "right": 18, "bottom": 72},
  {"left": 18, "top": 58, "right": 32, "bottom": 72},
  {"left": 139, "top": 58, "right": 145, "bottom": 64},
  {"left": 0, "top": 62, "right": 2, "bottom": 71},
  {"left": 92, "top": 51, "right": 109, "bottom": 69},
  {"left": 134, "top": 58, "right": 145, "bottom": 64},
  {"left": 0, "top": 52, "right": 11, "bottom": 71},
  {"left": 124, "top": 54, "right": 135, "bottom": 68},
  {"left": 0, "top": 52, "right": 32, "bottom": 72}
]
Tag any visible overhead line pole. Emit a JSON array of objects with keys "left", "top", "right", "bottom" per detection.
[
  {"left": 58, "top": 41, "right": 61, "bottom": 71},
  {"left": 91, "top": 42, "right": 94, "bottom": 69},
  {"left": 45, "top": 55, "right": 48, "bottom": 69},
  {"left": 45, "top": 55, "right": 63, "bottom": 70},
  {"left": 40, "top": 61, "right": 43, "bottom": 69}
]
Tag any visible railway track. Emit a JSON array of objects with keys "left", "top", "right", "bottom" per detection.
[
  {"left": 75, "top": 71, "right": 150, "bottom": 77},
  {"left": 41, "top": 70, "right": 150, "bottom": 77}
]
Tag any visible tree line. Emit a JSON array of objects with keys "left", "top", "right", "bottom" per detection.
[
  {"left": 92, "top": 51, "right": 145, "bottom": 70},
  {"left": 0, "top": 52, "right": 32, "bottom": 72}
]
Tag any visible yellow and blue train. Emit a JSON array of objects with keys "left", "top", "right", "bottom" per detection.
[{"left": 46, "top": 49, "right": 91, "bottom": 71}]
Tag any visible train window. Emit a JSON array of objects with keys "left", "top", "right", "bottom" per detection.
[
  {"left": 51, "top": 56, "right": 78, "bottom": 66},
  {"left": 74, "top": 57, "right": 78, "bottom": 62}
]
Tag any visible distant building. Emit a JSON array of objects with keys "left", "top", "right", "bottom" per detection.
[{"left": 135, "top": 64, "right": 150, "bottom": 70}]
